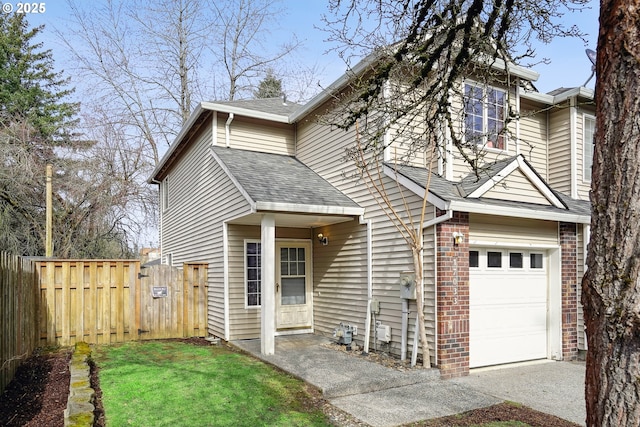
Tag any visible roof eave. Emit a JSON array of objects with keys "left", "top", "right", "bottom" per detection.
[
  {"left": 450, "top": 200, "right": 590, "bottom": 224},
  {"left": 148, "top": 103, "right": 208, "bottom": 184},
  {"left": 255, "top": 201, "right": 364, "bottom": 217},
  {"left": 201, "top": 102, "right": 291, "bottom": 123}
]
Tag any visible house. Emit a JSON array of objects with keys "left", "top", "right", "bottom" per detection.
[{"left": 148, "top": 61, "right": 594, "bottom": 379}]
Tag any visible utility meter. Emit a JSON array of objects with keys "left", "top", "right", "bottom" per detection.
[{"left": 399, "top": 271, "right": 416, "bottom": 299}]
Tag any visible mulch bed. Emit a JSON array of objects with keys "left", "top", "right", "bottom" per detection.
[
  {"left": 0, "top": 339, "right": 582, "bottom": 427},
  {"left": 0, "top": 347, "right": 71, "bottom": 427}
]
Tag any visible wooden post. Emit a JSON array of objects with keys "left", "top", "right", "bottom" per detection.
[{"left": 45, "top": 164, "right": 53, "bottom": 257}]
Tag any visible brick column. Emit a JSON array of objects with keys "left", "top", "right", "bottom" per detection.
[
  {"left": 436, "top": 211, "right": 470, "bottom": 379},
  {"left": 560, "top": 222, "right": 579, "bottom": 360}
]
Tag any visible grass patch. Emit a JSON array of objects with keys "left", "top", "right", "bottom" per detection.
[{"left": 93, "top": 341, "right": 331, "bottom": 426}]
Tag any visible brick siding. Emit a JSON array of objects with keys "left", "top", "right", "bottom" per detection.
[
  {"left": 436, "top": 211, "right": 470, "bottom": 379},
  {"left": 560, "top": 222, "right": 579, "bottom": 360}
]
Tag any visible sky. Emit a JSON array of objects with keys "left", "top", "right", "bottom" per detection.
[{"left": 20, "top": 0, "right": 600, "bottom": 96}]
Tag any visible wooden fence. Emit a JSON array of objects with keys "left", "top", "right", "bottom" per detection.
[
  {"left": 0, "top": 253, "right": 39, "bottom": 394},
  {"left": 34, "top": 260, "right": 208, "bottom": 347}
]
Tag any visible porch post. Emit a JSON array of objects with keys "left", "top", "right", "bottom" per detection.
[{"left": 260, "top": 214, "right": 276, "bottom": 355}]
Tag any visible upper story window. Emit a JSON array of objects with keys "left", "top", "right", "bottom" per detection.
[
  {"left": 583, "top": 115, "right": 595, "bottom": 182},
  {"left": 464, "top": 82, "right": 507, "bottom": 150},
  {"left": 162, "top": 177, "right": 169, "bottom": 211}
]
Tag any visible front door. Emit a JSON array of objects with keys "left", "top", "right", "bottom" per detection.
[{"left": 276, "top": 241, "right": 312, "bottom": 330}]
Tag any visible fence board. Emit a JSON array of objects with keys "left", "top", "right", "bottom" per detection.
[
  {"left": 0, "top": 253, "right": 38, "bottom": 394},
  {"left": 34, "top": 260, "right": 208, "bottom": 346}
]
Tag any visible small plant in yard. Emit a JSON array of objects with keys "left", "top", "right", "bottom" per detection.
[{"left": 93, "top": 341, "right": 331, "bottom": 427}]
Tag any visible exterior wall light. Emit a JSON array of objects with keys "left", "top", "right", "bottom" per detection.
[
  {"left": 317, "top": 233, "right": 328, "bottom": 245},
  {"left": 452, "top": 232, "right": 464, "bottom": 245}
]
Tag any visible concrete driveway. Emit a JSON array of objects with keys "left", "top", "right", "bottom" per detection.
[{"left": 231, "top": 335, "right": 586, "bottom": 427}]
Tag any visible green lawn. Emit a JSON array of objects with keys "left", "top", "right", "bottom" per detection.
[{"left": 92, "top": 341, "right": 331, "bottom": 427}]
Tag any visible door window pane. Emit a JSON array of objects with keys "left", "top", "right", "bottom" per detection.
[
  {"left": 281, "top": 277, "right": 305, "bottom": 305},
  {"left": 487, "top": 251, "right": 502, "bottom": 268}
]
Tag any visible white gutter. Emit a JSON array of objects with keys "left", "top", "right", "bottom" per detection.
[
  {"left": 515, "top": 83, "right": 521, "bottom": 155},
  {"left": 449, "top": 200, "right": 590, "bottom": 224},
  {"left": 570, "top": 97, "right": 578, "bottom": 198},
  {"left": 255, "top": 201, "right": 364, "bottom": 217},
  {"left": 225, "top": 113, "right": 234, "bottom": 148},
  {"left": 422, "top": 209, "right": 454, "bottom": 228},
  {"left": 359, "top": 215, "right": 373, "bottom": 354},
  {"left": 202, "top": 101, "right": 290, "bottom": 123}
]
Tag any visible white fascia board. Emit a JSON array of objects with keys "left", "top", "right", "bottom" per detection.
[
  {"left": 469, "top": 240, "right": 559, "bottom": 249},
  {"left": 490, "top": 57, "right": 539, "bottom": 81},
  {"left": 520, "top": 90, "right": 555, "bottom": 104},
  {"left": 149, "top": 104, "right": 207, "bottom": 183},
  {"left": 552, "top": 87, "right": 595, "bottom": 103},
  {"left": 467, "top": 160, "right": 519, "bottom": 198},
  {"left": 201, "top": 102, "right": 291, "bottom": 123},
  {"left": 255, "top": 202, "right": 364, "bottom": 217},
  {"left": 208, "top": 147, "right": 257, "bottom": 210},
  {"left": 449, "top": 200, "right": 590, "bottom": 224},
  {"left": 383, "top": 165, "right": 450, "bottom": 210}
]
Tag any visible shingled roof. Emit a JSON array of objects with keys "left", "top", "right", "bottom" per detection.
[
  {"left": 213, "top": 97, "right": 301, "bottom": 117},
  {"left": 389, "top": 159, "right": 590, "bottom": 220},
  {"left": 211, "top": 146, "right": 361, "bottom": 210}
]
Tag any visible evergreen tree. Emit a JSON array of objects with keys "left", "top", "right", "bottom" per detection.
[
  {"left": 0, "top": 14, "right": 131, "bottom": 258},
  {"left": 254, "top": 71, "right": 283, "bottom": 99},
  {"left": 0, "top": 13, "right": 77, "bottom": 147}
]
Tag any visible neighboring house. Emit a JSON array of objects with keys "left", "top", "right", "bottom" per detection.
[{"left": 149, "top": 65, "right": 594, "bottom": 378}]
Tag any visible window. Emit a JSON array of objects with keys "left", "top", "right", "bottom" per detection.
[
  {"left": 487, "top": 251, "right": 502, "bottom": 268},
  {"left": 469, "top": 250, "right": 479, "bottom": 268},
  {"left": 246, "top": 241, "right": 261, "bottom": 307},
  {"left": 280, "top": 247, "right": 306, "bottom": 305},
  {"left": 464, "top": 83, "right": 507, "bottom": 150},
  {"left": 162, "top": 177, "right": 169, "bottom": 211},
  {"left": 530, "top": 253, "right": 543, "bottom": 269},
  {"left": 509, "top": 252, "right": 523, "bottom": 268},
  {"left": 583, "top": 115, "right": 595, "bottom": 182}
]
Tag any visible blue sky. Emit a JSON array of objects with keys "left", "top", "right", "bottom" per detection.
[{"left": 24, "top": 0, "right": 599, "bottom": 95}]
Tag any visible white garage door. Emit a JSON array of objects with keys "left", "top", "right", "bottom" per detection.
[{"left": 469, "top": 248, "right": 547, "bottom": 368}]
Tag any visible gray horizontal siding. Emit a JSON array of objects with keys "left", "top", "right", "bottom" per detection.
[{"left": 161, "top": 123, "right": 252, "bottom": 339}]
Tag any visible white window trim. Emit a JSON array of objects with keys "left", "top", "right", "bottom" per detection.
[
  {"left": 162, "top": 177, "right": 169, "bottom": 212},
  {"left": 244, "top": 239, "right": 261, "bottom": 309},
  {"left": 463, "top": 80, "right": 509, "bottom": 152},
  {"left": 583, "top": 113, "right": 596, "bottom": 183}
]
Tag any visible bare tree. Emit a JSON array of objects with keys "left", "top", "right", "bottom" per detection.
[
  {"left": 582, "top": 0, "right": 640, "bottom": 424},
  {"left": 62, "top": 0, "right": 208, "bottom": 162},
  {"left": 323, "top": 0, "right": 589, "bottom": 367},
  {"left": 210, "top": 0, "right": 302, "bottom": 100}
]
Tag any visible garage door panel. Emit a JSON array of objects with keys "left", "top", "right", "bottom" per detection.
[
  {"left": 470, "top": 333, "right": 547, "bottom": 367},
  {"left": 470, "top": 248, "right": 548, "bottom": 368}
]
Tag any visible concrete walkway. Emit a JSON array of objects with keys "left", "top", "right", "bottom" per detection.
[{"left": 231, "top": 334, "right": 586, "bottom": 427}]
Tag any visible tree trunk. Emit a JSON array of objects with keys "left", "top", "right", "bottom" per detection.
[
  {"left": 582, "top": 1, "right": 640, "bottom": 425},
  {"left": 413, "top": 247, "right": 431, "bottom": 368}
]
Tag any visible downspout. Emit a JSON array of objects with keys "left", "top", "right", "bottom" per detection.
[
  {"left": 360, "top": 215, "right": 373, "bottom": 355},
  {"left": 570, "top": 97, "right": 578, "bottom": 198},
  {"left": 407, "top": 209, "right": 453, "bottom": 365},
  {"left": 515, "top": 83, "right": 521, "bottom": 155},
  {"left": 225, "top": 113, "right": 234, "bottom": 148}
]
